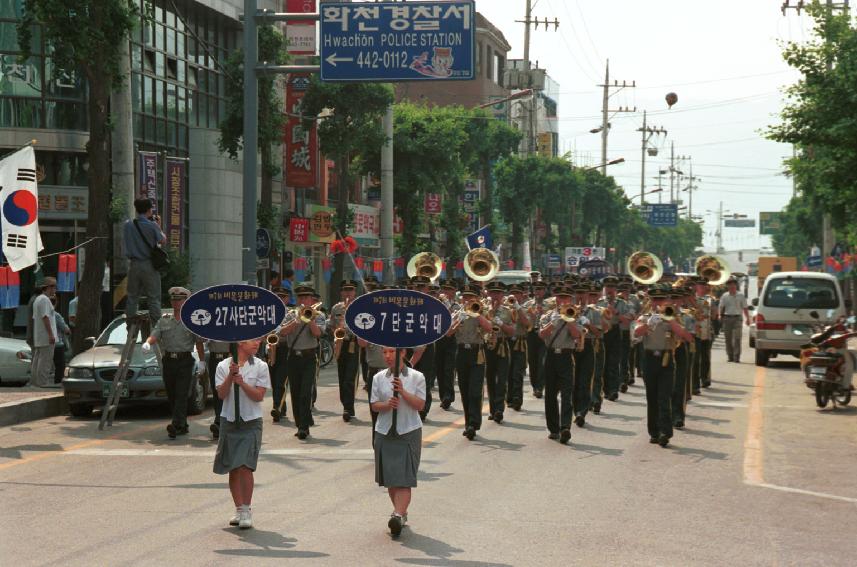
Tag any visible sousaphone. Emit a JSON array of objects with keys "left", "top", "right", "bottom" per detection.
[
  {"left": 407, "top": 252, "right": 443, "bottom": 282},
  {"left": 695, "top": 255, "right": 730, "bottom": 286},
  {"left": 626, "top": 251, "right": 663, "bottom": 285},
  {"left": 463, "top": 247, "right": 499, "bottom": 282}
]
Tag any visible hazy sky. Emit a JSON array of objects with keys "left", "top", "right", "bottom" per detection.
[{"left": 474, "top": 0, "right": 810, "bottom": 251}]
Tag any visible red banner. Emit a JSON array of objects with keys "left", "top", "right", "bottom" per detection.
[
  {"left": 289, "top": 217, "right": 310, "bottom": 242},
  {"left": 164, "top": 157, "right": 186, "bottom": 251},
  {"left": 284, "top": 74, "right": 318, "bottom": 188},
  {"left": 424, "top": 193, "right": 442, "bottom": 215}
]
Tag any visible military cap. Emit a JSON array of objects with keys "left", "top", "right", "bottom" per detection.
[
  {"left": 507, "top": 283, "right": 524, "bottom": 293},
  {"left": 551, "top": 285, "right": 574, "bottom": 297},
  {"left": 602, "top": 275, "right": 620, "bottom": 286},
  {"left": 460, "top": 283, "right": 482, "bottom": 296},
  {"left": 364, "top": 274, "right": 379, "bottom": 283},
  {"left": 294, "top": 284, "right": 316, "bottom": 296},
  {"left": 439, "top": 279, "right": 457, "bottom": 290},
  {"left": 428, "top": 284, "right": 441, "bottom": 292},
  {"left": 340, "top": 279, "right": 358, "bottom": 290},
  {"left": 410, "top": 275, "right": 431, "bottom": 286},
  {"left": 168, "top": 286, "right": 191, "bottom": 300},
  {"left": 485, "top": 280, "right": 507, "bottom": 292},
  {"left": 532, "top": 281, "right": 548, "bottom": 289},
  {"left": 529, "top": 271, "right": 542, "bottom": 279}
]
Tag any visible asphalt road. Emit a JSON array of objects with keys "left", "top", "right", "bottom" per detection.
[{"left": 2, "top": 337, "right": 856, "bottom": 567}]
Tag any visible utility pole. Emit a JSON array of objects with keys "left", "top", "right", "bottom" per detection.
[
  {"left": 669, "top": 142, "right": 675, "bottom": 203},
  {"left": 597, "top": 60, "right": 635, "bottom": 174},
  {"left": 684, "top": 162, "right": 700, "bottom": 220},
  {"left": 781, "top": 0, "right": 850, "bottom": 268},
  {"left": 717, "top": 201, "right": 724, "bottom": 254},
  {"left": 241, "top": 0, "right": 259, "bottom": 285},
  {"left": 380, "top": 105, "right": 394, "bottom": 284},
  {"left": 637, "top": 110, "right": 667, "bottom": 204}
]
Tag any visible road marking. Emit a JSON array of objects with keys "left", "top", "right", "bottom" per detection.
[
  {"left": 748, "top": 481, "right": 857, "bottom": 505},
  {"left": 743, "top": 365, "right": 766, "bottom": 485},
  {"left": 66, "top": 448, "right": 374, "bottom": 457},
  {"left": 421, "top": 402, "right": 489, "bottom": 445}
]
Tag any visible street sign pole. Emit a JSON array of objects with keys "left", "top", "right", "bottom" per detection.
[{"left": 242, "top": 0, "right": 259, "bottom": 286}]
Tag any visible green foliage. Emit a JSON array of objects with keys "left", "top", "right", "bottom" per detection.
[
  {"left": 109, "top": 194, "right": 128, "bottom": 224},
  {"left": 772, "top": 193, "right": 822, "bottom": 261},
  {"left": 160, "top": 248, "right": 192, "bottom": 304},
  {"left": 256, "top": 200, "right": 287, "bottom": 251},
  {"left": 767, "top": 4, "right": 857, "bottom": 244}
]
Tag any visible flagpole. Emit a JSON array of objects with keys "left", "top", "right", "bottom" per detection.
[{"left": 0, "top": 139, "right": 37, "bottom": 160}]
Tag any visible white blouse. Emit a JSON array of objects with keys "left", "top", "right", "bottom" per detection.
[
  {"left": 215, "top": 356, "right": 270, "bottom": 422},
  {"left": 370, "top": 367, "right": 426, "bottom": 436}
]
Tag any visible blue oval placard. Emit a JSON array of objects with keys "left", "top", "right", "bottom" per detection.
[
  {"left": 179, "top": 284, "right": 286, "bottom": 342},
  {"left": 345, "top": 289, "right": 452, "bottom": 349}
]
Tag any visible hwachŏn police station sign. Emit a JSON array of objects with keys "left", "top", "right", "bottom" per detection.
[{"left": 320, "top": 1, "right": 475, "bottom": 82}]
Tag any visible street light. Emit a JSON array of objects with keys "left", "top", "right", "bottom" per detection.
[
  {"left": 584, "top": 157, "right": 625, "bottom": 171},
  {"left": 630, "top": 187, "right": 663, "bottom": 201}
]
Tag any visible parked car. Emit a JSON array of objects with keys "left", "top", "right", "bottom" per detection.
[
  {"left": 62, "top": 314, "right": 209, "bottom": 418},
  {"left": 751, "top": 272, "right": 849, "bottom": 367},
  {"left": 0, "top": 337, "right": 32, "bottom": 385}
]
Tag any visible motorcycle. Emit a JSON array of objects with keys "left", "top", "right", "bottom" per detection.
[{"left": 796, "top": 313, "right": 857, "bottom": 409}]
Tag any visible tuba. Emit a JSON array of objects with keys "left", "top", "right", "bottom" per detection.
[
  {"left": 407, "top": 252, "right": 443, "bottom": 282},
  {"left": 695, "top": 255, "right": 730, "bottom": 286},
  {"left": 627, "top": 251, "right": 663, "bottom": 285},
  {"left": 463, "top": 248, "right": 500, "bottom": 282}
]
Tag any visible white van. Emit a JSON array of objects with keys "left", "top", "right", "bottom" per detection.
[{"left": 752, "top": 272, "right": 849, "bottom": 366}]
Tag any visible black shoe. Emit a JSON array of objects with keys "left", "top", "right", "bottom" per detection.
[
  {"left": 692, "top": 389, "right": 701, "bottom": 395},
  {"left": 388, "top": 514, "right": 403, "bottom": 537},
  {"left": 462, "top": 429, "right": 468, "bottom": 436},
  {"left": 513, "top": 402, "right": 522, "bottom": 411},
  {"left": 487, "top": 413, "right": 494, "bottom": 421},
  {"left": 177, "top": 426, "right": 189, "bottom": 435},
  {"left": 548, "top": 432, "right": 559, "bottom": 440},
  {"left": 702, "top": 382, "right": 711, "bottom": 389},
  {"left": 464, "top": 427, "right": 476, "bottom": 440},
  {"left": 620, "top": 384, "right": 628, "bottom": 393},
  {"left": 342, "top": 412, "right": 351, "bottom": 423},
  {"left": 440, "top": 400, "right": 451, "bottom": 410},
  {"left": 533, "top": 389, "right": 543, "bottom": 399},
  {"left": 658, "top": 434, "right": 670, "bottom": 447},
  {"left": 559, "top": 429, "right": 571, "bottom": 444},
  {"left": 593, "top": 403, "right": 602, "bottom": 415},
  {"left": 630, "top": 377, "right": 636, "bottom": 385},
  {"left": 608, "top": 393, "right": 619, "bottom": 402},
  {"left": 575, "top": 415, "right": 585, "bottom": 428},
  {"left": 297, "top": 429, "right": 308, "bottom": 440},
  {"left": 167, "top": 424, "right": 177, "bottom": 439},
  {"left": 674, "top": 420, "right": 684, "bottom": 429},
  {"left": 493, "top": 411, "right": 503, "bottom": 424},
  {"left": 210, "top": 422, "right": 220, "bottom": 440},
  {"left": 649, "top": 437, "right": 659, "bottom": 444},
  {"left": 271, "top": 409, "right": 281, "bottom": 422}
]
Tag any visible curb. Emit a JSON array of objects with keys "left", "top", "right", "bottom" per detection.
[{"left": 0, "top": 394, "right": 67, "bottom": 427}]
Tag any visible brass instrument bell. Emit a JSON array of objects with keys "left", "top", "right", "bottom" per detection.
[
  {"left": 695, "top": 255, "right": 731, "bottom": 286},
  {"left": 626, "top": 251, "right": 664, "bottom": 285},
  {"left": 407, "top": 252, "right": 443, "bottom": 282},
  {"left": 463, "top": 247, "right": 500, "bottom": 282}
]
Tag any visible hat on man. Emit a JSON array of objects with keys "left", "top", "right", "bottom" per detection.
[
  {"left": 168, "top": 286, "right": 191, "bottom": 300},
  {"left": 340, "top": 279, "right": 358, "bottom": 290},
  {"left": 529, "top": 271, "right": 541, "bottom": 280},
  {"left": 364, "top": 274, "right": 379, "bottom": 283},
  {"left": 37, "top": 277, "right": 57, "bottom": 289},
  {"left": 532, "top": 280, "right": 547, "bottom": 289},
  {"left": 486, "top": 280, "right": 506, "bottom": 292},
  {"left": 294, "top": 284, "right": 316, "bottom": 296},
  {"left": 410, "top": 275, "right": 431, "bottom": 286},
  {"left": 439, "top": 279, "right": 457, "bottom": 290},
  {"left": 551, "top": 285, "right": 574, "bottom": 297},
  {"left": 460, "top": 283, "right": 482, "bottom": 297},
  {"left": 508, "top": 283, "right": 524, "bottom": 293},
  {"left": 602, "top": 275, "right": 620, "bottom": 287}
]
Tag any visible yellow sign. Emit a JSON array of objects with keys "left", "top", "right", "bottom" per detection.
[{"left": 537, "top": 132, "right": 553, "bottom": 157}]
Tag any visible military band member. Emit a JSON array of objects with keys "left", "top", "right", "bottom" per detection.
[
  {"left": 586, "top": 282, "right": 610, "bottom": 414},
  {"left": 574, "top": 285, "right": 601, "bottom": 426},
  {"left": 332, "top": 280, "right": 359, "bottom": 422},
  {"left": 408, "top": 276, "right": 438, "bottom": 421},
  {"left": 207, "top": 339, "right": 231, "bottom": 440},
  {"left": 505, "top": 284, "right": 531, "bottom": 411},
  {"left": 672, "top": 288, "right": 696, "bottom": 429},
  {"left": 268, "top": 288, "right": 292, "bottom": 424},
  {"left": 526, "top": 280, "right": 548, "bottom": 399},
  {"left": 634, "top": 287, "right": 693, "bottom": 447},
  {"left": 617, "top": 279, "right": 637, "bottom": 391},
  {"left": 434, "top": 279, "right": 459, "bottom": 410},
  {"left": 598, "top": 276, "right": 631, "bottom": 401},
  {"left": 693, "top": 278, "right": 715, "bottom": 394},
  {"left": 142, "top": 287, "right": 205, "bottom": 439},
  {"left": 450, "top": 283, "right": 493, "bottom": 440},
  {"left": 281, "top": 285, "right": 326, "bottom": 440},
  {"left": 538, "top": 285, "right": 581, "bottom": 444},
  {"left": 484, "top": 281, "right": 515, "bottom": 424}
]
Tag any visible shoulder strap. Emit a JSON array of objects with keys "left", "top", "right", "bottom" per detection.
[
  {"left": 133, "top": 219, "right": 156, "bottom": 251},
  {"left": 547, "top": 321, "right": 567, "bottom": 350},
  {"left": 288, "top": 322, "right": 309, "bottom": 350}
]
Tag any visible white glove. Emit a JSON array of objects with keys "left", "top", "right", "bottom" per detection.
[
  {"left": 195, "top": 360, "right": 206, "bottom": 375},
  {"left": 493, "top": 316, "right": 504, "bottom": 327},
  {"left": 551, "top": 311, "right": 561, "bottom": 323},
  {"left": 647, "top": 315, "right": 662, "bottom": 327},
  {"left": 578, "top": 316, "right": 590, "bottom": 327},
  {"left": 141, "top": 341, "right": 152, "bottom": 353}
]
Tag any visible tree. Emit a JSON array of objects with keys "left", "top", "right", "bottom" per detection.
[
  {"left": 494, "top": 154, "right": 549, "bottom": 266},
  {"left": 772, "top": 193, "right": 823, "bottom": 261},
  {"left": 300, "top": 80, "right": 393, "bottom": 298},
  {"left": 219, "top": 25, "right": 288, "bottom": 228},
  {"left": 19, "top": 0, "right": 141, "bottom": 352}
]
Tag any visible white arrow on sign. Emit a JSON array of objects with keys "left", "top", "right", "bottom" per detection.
[{"left": 325, "top": 53, "right": 354, "bottom": 66}]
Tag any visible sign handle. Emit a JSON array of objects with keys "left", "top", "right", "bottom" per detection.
[
  {"left": 231, "top": 342, "right": 241, "bottom": 428},
  {"left": 391, "top": 348, "right": 400, "bottom": 435}
]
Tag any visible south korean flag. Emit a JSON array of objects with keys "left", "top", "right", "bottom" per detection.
[{"left": 0, "top": 146, "right": 43, "bottom": 271}]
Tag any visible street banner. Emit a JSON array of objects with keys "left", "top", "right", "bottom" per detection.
[
  {"left": 180, "top": 284, "right": 287, "bottom": 343},
  {"left": 320, "top": 1, "right": 476, "bottom": 82},
  {"left": 289, "top": 217, "right": 310, "bottom": 242},
  {"left": 286, "top": 0, "right": 317, "bottom": 55},
  {"left": 465, "top": 225, "right": 492, "bottom": 251},
  {"left": 462, "top": 179, "right": 480, "bottom": 234},
  {"left": 345, "top": 289, "right": 452, "bottom": 349},
  {"left": 759, "top": 212, "right": 782, "bottom": 235},
  {"left": 163, "top": 156, "right": 186, "bottom": 251},
  {"left": 0, "top": 266, "right": 20, "bottom": 309},
  {"left": 285, "top": 74, "right": 318, "bottom": 188},
  {"left": 0, "top": 146, "right": 43, "bottom": 271},
  {"left": 138, "top": 151, "right": 158, "bottom": 212},
  {"left": 349, "top": 203, "right": 380, "bottom": 248},
  {"left": 424, "top": 193, "right": 442, "bottom": 214},
  {"left": 57, "top": 253, "right": 76, "bottom": 292}
]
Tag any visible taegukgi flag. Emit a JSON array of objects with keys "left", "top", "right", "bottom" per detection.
[{"left": 0, "top": 146, "right": 43, "bottom": 271}]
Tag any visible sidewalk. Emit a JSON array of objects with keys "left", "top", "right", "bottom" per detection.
[{"left": 0, "top": 384, "right": 66, "bottom": 427}]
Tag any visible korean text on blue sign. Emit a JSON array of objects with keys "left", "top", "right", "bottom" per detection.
[
  {"left": 320, "top": 1, "right": 475, "bottom": 82},
  {"left": 647, "top": 204, "right": 678, "bottom": 227},
  {"left": 345, "top": 290, "right": 452, "bottom": 349},
  {"left": 179, "top": 284, "right": 287, "bottom": 342}
]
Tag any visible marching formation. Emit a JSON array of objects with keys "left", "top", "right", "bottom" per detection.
[{"left": 250, "top": 248, "right": 735, "bottom": 450}]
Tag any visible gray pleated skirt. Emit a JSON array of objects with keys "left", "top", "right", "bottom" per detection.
[
  {"left": 374, "top": 428, "right": 422, "bottom": 488},
  {"left": 213, "top": 418, "right": 263, "bottom": 474}
]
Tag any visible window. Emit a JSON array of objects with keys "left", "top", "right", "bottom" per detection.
[
  {"left": 763, "top": 278, "right": 839, "bottom": 309},
  {"left": 485, "top": 45, "right": 492, "bottom": 79},
  {"left": 0, "top": 97, "right": 42, "bottom": 127}
]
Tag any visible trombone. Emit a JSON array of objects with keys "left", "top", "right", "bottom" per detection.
[
  {"left": 298, "top": 302, "right": 324, "bottom": 324},
  {"left": 266, "top": 333, "right": 279, "bottom": 366}
]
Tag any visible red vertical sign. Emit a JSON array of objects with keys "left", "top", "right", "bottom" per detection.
[
  {"left": 424, "top": 193, "right": 442, "bottom": 214},
  {"left": 284, "top": 74, "right": 318, "bottom": 188},
  {"left": 286, "top": 0, "right": 316, "bottom": 55},
  {"left": 164, "top": 157, "right": 186, "bottom": 251}
]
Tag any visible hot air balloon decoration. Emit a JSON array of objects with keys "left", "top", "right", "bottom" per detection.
[{"left": 665, "top": 92, "right": 678, "bottom": 109}]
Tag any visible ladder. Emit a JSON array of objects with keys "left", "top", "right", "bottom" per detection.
[{"left": 98, "top": 315, "right": 155, "bottom": 430}]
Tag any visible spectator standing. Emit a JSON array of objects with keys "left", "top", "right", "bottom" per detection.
[
  {"left": 31, "top": 278, "right": 58, "bottom": 387},
  {"left": 123, "top": 198, "right": 166, "bottom": 330},
  {"left": 52, "top": 297, "right": 71, "bottom": 384}
]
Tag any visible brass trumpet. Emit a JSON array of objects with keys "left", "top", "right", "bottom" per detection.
[
  {"left": 298, "top": 302, "right": 324, "bottom": 324},
  {"left": 333, "top": 327, "right": 347, "bottom": 340},
  {"left": 266, "top": 334, "right": 279, "bottom": 365},
  {"left": 558, "top": 305, "right": 578, "bottom": 323}
]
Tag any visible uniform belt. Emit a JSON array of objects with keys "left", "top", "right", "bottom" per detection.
[
  {"left": 645, "top": 350, "right": 664, "bottom": 357},
  {"left": 211, "top": 352, "right": 230, "bottom": 360},
  {"left": 291, "top": 348, "right": 317, "bottom": 357},
  {"left": 548, "top": 348, "right": 575, "bottom": 355},
  {"left": 459, "top": 343, "right": 482, "bottom": 350},
  {"left": 164, "top": 351, "right": 192, "bottom": 359}
]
